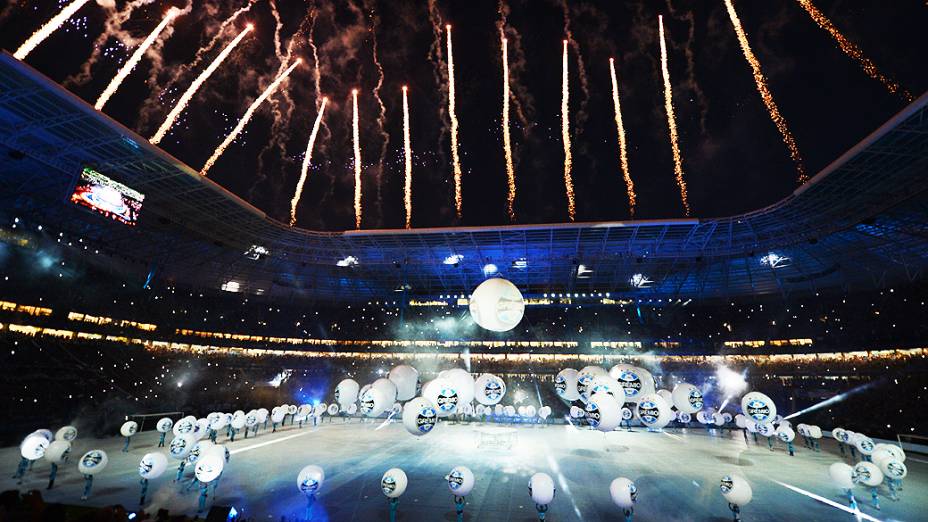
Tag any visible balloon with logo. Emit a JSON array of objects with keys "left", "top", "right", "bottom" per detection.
[
  {"left": 569, "top": 405, "right": 585, "bottom": 420},
  {"left": 873, "top": 443, "right": 905, "bottom": 462},
  {"left": 173, "top": 417, "right": 196, "bottom": 437},
  {"left": 577, "top": 366, "right": 607, "bottom": 403},
  {"left": 231, "top": 415, "right": 246, "bottom": 431},
  {"left": 361, "top": 387, "right": 389, "bottom": 417},
  {"left": 855, "top": 436, "right": 875, "bottom": 457},
  {"left": 139, "top": 452, "right": 168, "bottom": 479},
  {"left": 45, "top": 440, "right": 71, "bottom": 464},
  {"left": 740, "top": 391, "right": 777, "bottom": 423},
  {"left": 469, "top": 277, "right": 525, "bottom": 332},
  {"left": 776, "top": 426, "right": 795, "bottom": 443},
  {"left": 446, "top": 466, "right": 475, "bottom": 496},
  {"left": 657, "top": 389, "right": 673, "bottom": 405},
  {"left": 32, "top": 429, "right": 53, "bottom": 441},
  {"left": 21, "top": 434, "right": 49, "bottom": 461},
  {"left": 195, "top": 453, "right": 224, "bottom": 483},
  {"left": 609, "top": 364, "right": 656, "bottom": 403},
  {"left": 56, "top": 426, "right": 78, "bottom": 442},
  {"left": 853, "top": 461, "right": 882, "bottom": 487},
  {"left": 327, "top": 404, "right": 339, "bottom": 416},
  {"left": 529, "top": 472, "right": 556, "bottom": 505},
  {"left": 381, "top": 468, "right": 408, "bottom": 498},
  {"left": 713, "top": 413, "right": 726, "bottom": 427},
  {"left": 474, "top": 374, "right": 507, "bottom": 405},
  {"left": 672, "top": 383, "right": 704, "bottom": 414},
  {"left": 525, "top": 405, "right": 537, "bottom": 418},
  {"left": 443, "top": 369, "right": 476, "bottom": 406},
  {"left": 78, "top": 450, "right": 108, "bottom": 475},
  {"left": 829, "top": 463, "right": 855, "bottom": 490},
  {"left": 187, "top": 440, "right": 214, "bottom": 465},
  {"left": 402, "top": 397, "right": 438, "bottom": 436},
  {"left": 389, "top": 365, "right": 420, "bottom": 402},
  {"left": 878, "top": 459, "right": 907, "bottom": 480},
  {"left": 423, "top": 378, "right": 459, "bottom": 417},
  {"left": 808, "top": 425, "right": 823, "bottom": 439},
  {"left": 120, "top": 421, "right": 138, "bottom": 438},
  {"left": 757, "top": 422, "right": 776, "bottom": 438},
  {"left": 169, "top": 434, "right": 194, "bottom": 460},
  {"left": 586, "top": 392, "right": 622, "bottom": 432},
  {"left": 636, "top": 394, "right": 673, "bottom": 429},
  {"left": 677, "top": 411, "right": 691, "bottom": 424},
  {"left": 590, "top": 375, "right": 623, "bottom": 399},
  {"left": 271, "top": 408, "right": 287, "bottom": 424},
  {"left": 297, "top": 465, "right": 325, "bottom": 496},
  {"left": 373, "top": 378, "right": 399, "bottom": 405},
  {"left": 610, "top": 477, "right": 638, "bottom": 509},
  {"left": 719, "top": 474, "right": 752, "bottom": 506},
  {"left": 257, "top": 408, "right": 269, "bottom": 424},
  {"left": 335, "top": 379, "right": 360, "bottom": 408},
  {"left": 208, "top": 414, "right": 226, "bottom": 432},
  {"left": 505, "top": 405, "right": 516, "bottom": 417},
  {"left": 538, "top": 406, "right": 552, "bottom": 420},
  {"left": 734, "top": 414, "right": 747, "bottom": 429},
  {"left": 554, "top": 368, "right": 580, "bottom": 401}
]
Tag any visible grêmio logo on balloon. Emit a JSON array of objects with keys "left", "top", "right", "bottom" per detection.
[{"left": 746, "top": 400, "right": 770, "bottom": 420}]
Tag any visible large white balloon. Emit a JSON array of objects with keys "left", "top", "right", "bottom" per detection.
[
  {"left": 373, "top": 378, "right": 398, "bottom": 404},
  {"left": 120, "top": 421, "right": 138, "bottom": 438},
  {"left": 878, "top": 459, "right": 907, "bottom": 480},
  {"left": 231, "top": 416, "right": 246, "bottom": 430},
  {"left": 335, "top": 379, "right": 361, "bottom": 407},
  {"left": 610, "top": 477, "right": 638, "bottom": 509},
  {"left": 636, "top": 394, "right": 673, "bottom": 429},
  {"left": 529, "top": 472, "right": 556, "bottom": 505},
  {"left": 740, "top": 392, "right": 777, "bottom": 423},
  {"left": 829, "top": 463, "right": 855, "bottom": 489},
  {"left": 443, "top": 369, "right": 476, "bottom": 406},
  {"left": 586, "top": 392, "right": 622, "bottom": 432},
  {"left": 173, "top": 417, "right": 196, "bottom": 436},
  {"left": 32, "top": 429, "right": 53, "bottom": 441},
  {"left": 271, "top": 409, "right": 287, "bottom": 424},
  {"left": 590, "top": 375, "right": 623, "bottom": 399},
  {"left": 21, "top": 435, "right": 49, "bottom": 461},
  {"left": 474, "top": 373, "right": 507, "bottom": 405},
  {"left": 577, "top": 366, "right": 607, "bottom": 403},
  {"left": 853, "top": 461, "right": 883, "bottom": 487},
  {"left": 327, "top": 404, "right": 340, "bottom": 416},
  {"left": 169, "top": 434, "right": 195, "bottom": 460},
  {"left": 720, "top": 474, "right": 752, "bottom": 506},
  {"left": 78, "top": 450, "right": 108, "bottom": 475},
  {"left": 55, "top": 426, "right": 78, "bottom": 441},
  {"left": 360, "top": 387, "right": 389, "bottom": 417},
  {"left": 554, "top": 368, "right": 580, "bottom": 401},
  {"left": 423, "top": 378, "right": 459, "bottom": 416},
  {"left": 44, "top": 440, "right": 71, "bottom": 464},
  {"left": 195, "top": 454, "right": 224, "bottom": 483},
  {"left": 469, "top": 278, "right": 525, "bottom": 332},
  {"left": 139, "top": 452, "right": 168, "bottom": 479},
  {"left": 671, "top": 383, "right": 704, "bottom": 414},
  {"left": 389, "top": 365, "right": 419, "bottom": 402},
  {"left": 855, "top": 436, "right": 875, "bottom": 456},
  {"left": 402, "top": 397, "right": 438, "bottom": 436},
  {"left": 187, "top": 440, "right": 214, "bottom": 465},
  {"left": 446, "top": 466, "right": 475, "bottom": 496},
  {"left": 609, "top": 364, "right": 656, "bottom": 403},
  {"left": 381, "top": 468, "right": 408, "bottom": 498},
  {"left": 297, "top": 465, "right": 325, "bottom": 496}
]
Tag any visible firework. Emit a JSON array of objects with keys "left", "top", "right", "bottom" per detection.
[
  {"left": 502, "top": 36, "right": 517, "bottom": 222},
  {"left": 561, "top": 40, "right": 576, "bottom": 222},
  {"left": 446, "top": 24, "right": 463, "bottom": 219},
  {"left": 723, "top": 0, "right": 807, "bottom": 183},
  {"left": 151, "top": 25, "right": 253, "bottom": 145},
  {"left": 200, "top": 59, "right": 301, "bottom": 176},
  {"left": 609, "top": 58, "right": 636, "bottom": 217},
  {"left": 658, "top": 16, "right": 690, "bottom": 216},
  {"left": 353, "top": 89, "right": 363, "bottom": 230},
  {"left": 289, "top": 97, "right": 328, "bottom": 227},
  {"left": 796, "top": 0, "right": 912, "bottom": 101},
  {"left": 369, "top": 5, "right": 389, "bottom": 218},
  {"left": 14, "top": 0, "right": 91, "bottom": 60},
  {"left": 95, "top": 7, "right": 183, "bottom": 111},
  {"left": 403, "top": 86, "right": 413, "bottom": 229}
]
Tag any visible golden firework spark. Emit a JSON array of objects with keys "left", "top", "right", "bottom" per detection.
[
  {"left": 95, "top": 8, "right": 183, "bottom": 111},
  {"left": 659, "top": 15, "right": 690, "bottom": 216},
  {"left": 200, "top": 59, "right": 301, "bottom": 176},
  {"left": 609, "top": 58, "right": 636, "bottom": 217},
  {"left": 796, "top": 0, "right": 912, "bottom": 101},
  {"left": 561, "top": 40, "right": 576, "bottom": 222},
  {"left": 151, "top": 24, "right": 253, "bottom": 145},
  {"left": 502, "top": 36, "right": 517, "bottom": 222},
  {"left": 446, "top": 24, "right": 463, "bottom": 219},
  {"left": 14, "top": 0, "right": 91, "bottom": 60},
  {"left": 723, "top": 0, "right": 807, "bottom": 183},
  {"left": 289, "top": 97, "right": 328, "bottom": 227},
  {"left": 352, "top": 89, "right": 363, "bottom": 230},
  {"left": 403, "top": 86, "right": 413, "bottom": 229}
]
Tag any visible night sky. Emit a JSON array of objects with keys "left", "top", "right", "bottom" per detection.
[{"left": 2, "top": 0, "right": 925, "bottom": 231}]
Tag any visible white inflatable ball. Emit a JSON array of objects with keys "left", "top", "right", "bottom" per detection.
[
  {"left": 347, "top": 403, "right": 358, "bottom": 415},
  {"left": 389, "top": 365, "right": 420, "bottom": 402},
  {"left": 138, "top": 452, "right": 168, "bottom": 479},
  {"left": 610, "top": 477, "right": 638, "bottom": 509},
  {"left": 231, "top": 416, "right": 246, "bottom": 430},
  {"left": 208, "top": 444, "right": 231, "bottom": 464},
  {"left": 831, "top": 427, "right": 845, "bottom": 441},
  {"left": 271, "top": 409, "right": 287, "bottom": 424},
  {"left": 327, "top": 404, "right": 340, "bottom": 416},
  {"left": 169, "top": 434, "right": 195, "bottom": 460},
  {"left": 676, "top": 411, "right": 691, "bottom": 424},
  {"left": 245, "top": 411, "right": 259, "bottom": 427},
  {"left": 554, "top": 368, "right": 580, "bottom": 401},
  {"left": 446, "top": 466, "right": 475, "bottom": 496},
  {"left": 734, "top": 414, "right": 747, "bottom": 429},
  {"left": 257, "top": 408, "right": 269, "bottom": 423},
  {"left": 517, "top": 406, "right": 527, "bottom": 417},
  {"left": 672, "top": 383, "right": 704, "bottom": 414},
  {"left": 525, "top": 405, "right": 537, "bottom": 418},
  {"left": 609, "top": 365, "right": 656, "bottom": 403},
  {"left": 120, "top": 421, "right": 138, "bottom": 438},
  {"left": 586, "top": 392, "right": 622, "bottom": 432},
  {"left": 335, "top": 379, "right": 361, "bottom": 407},
  {"left": 475, "top": 404, "right": 487, "bottom": 416},
  {"left": 855, "top": 436, "right": 875, "bottom": 456},
  {"left": 313, "top": 404, "right": 326, "bottom": 417},
  {"left": 808, "top": 425, "right": 823, "bottom": 439},
  {"left": 744, "top": 419, "right": 758, "bottom": 433},
  {"left": 173, "top": 417, "right": 196, "bottom": 436},
  {"left": 873, "top": 443, "right": 905, "bottom": 463},
  {"left": 297, "top": 465, "right": 325, "bottom": 496},
  {"left": 757, "top": 422, "right": 776, "bottom": 438},
  {"left": 469, "top": 277, "right": 525, "bottom": 332},
  {"left": 713, "top": 413, "right": 726, "bottom": 427},
  {"left": 590, "top": 375, "right": 623, "bottom": 399},
  {"left": 187, "top": 440, "right": 214, "bottom": 465},
  {"left": 194, "top": 418, "right": 210, "bottom": 438},
  {"left": 20, "top": 435, "right": 49, "bottom": 461},
  {"left": 423, "top": 378, "right": 460, "bottom": 416},
  {"left": 233, "top": 410, "right": 246, "bottom": 419},
  {"left": 44, "top": 440, "right": 71, "bottom": 464},
  {"left": 208, "top": 414, "right": 226, "bottom": 431},
  {"left": 879, "top": 459, "right": 907, "bottom": 480},
  {"left": 776, "top": 426, "right": 795, "bottom": 443},
  {"left": 361, "top": 387, "right": 389, "bottom": 417},
  {"left": 505, "top": 405, "right": 516, "bottom": 417},
  {"left": 656, "top": 389, "right": 673, "bottom": 405},
  {"left": 55, "top": 426, "right": 78, "bottom": 441},
  {"left": 719, "top": 474, "right": 752, "bottom": 506},
  {"left": 402, "top": 397, "right": 438, "bottom": 436},
  {"left": 443, "top": 369, "right": 476, "bottom": 406},
  {"left": 155, "top": 418, "right": 174, "bottom": 434},
  {"left": 195, "top": 453, "right": 224, "bottom": 483},
  {"left": 529, "top": 472, "right": 556, "bottom": 505},
  {"left": 636, "top": 394, "right": 673, "bottom": 429},
  {"left": 474, "top": 374, "right": 507, "bottom": 405},
  {"left": 287, "top": 405, "right": 298, "bottom": 416},
  {"left": 495, "top": 404, "right": 505, "bottom": 416},
  {"left": 829, "top": 462, "right": 855, "bottom": 489},
  {"left": 569, "top": 405, "right": 585, "bottom": 419},
  {"left": 381, "top": 468, "right": 408, "bottom": 498},
  {"left": 78, "top": 450, "right": 108, "bottom": 475},
  {"left": 372, "top": 378, "right": 399, "bottom": 404},
  {"left": 538, "top": 406, "right": 552, "bottom": 420},
  {"left": 741, "top": 392, "right": 777, "bottom": 423},
  {"left": 577, "top": 366, "right": 607, "bottom": 402},
  {"left": 31, "top": 429, "right": 52, "bottom": 442},
  {"left": 853, "top": 461, "right": 883, "bottom": 487}
]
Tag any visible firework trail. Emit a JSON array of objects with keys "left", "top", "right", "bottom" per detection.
[
  {"left": 95, "top": 7, "right": 183, "bottom": 111},
  {"left": 796, "top": 0, "right": 912, "bottom": 101},
  {"left": 561, "top": 40, "right": 576, "bottom": 222},
  {"left": 14, "top": 0, "right": 91, "bottom": 60},
  {"left": 290, "top": 97, "right": 328, "bottom": 227},
  {"left": 150, "top": 24, "right": 253, "bottom": 145},
  {"left": 427, "top": 0, "right": 449, "bottom": 166},
  {"left": 560, "top": 0, "right": 590, "bottom": 132},
  {"left": 664, "top": 0, "right": 709, "bottom": 134},
  {"left": 659, "top": 15, "right": 690, "bottom": 216},
  {"left": 403, "top": 86, "right": 413, "bottom": 229},
  {"left": 502, "top": 36, "right": 517, "bottom": 222},
  {"left": 497, "top": 0, "right": 532, "bottom": 131},
  {"left": 200, "top": 59, "right": 301, "bottom": 176},
  {"left": 723, "top": 0, "right": 807, "bottom": 183},
  {"left": 352, "top": 89, "right": 364, "bottom": 230},
  {"left": 446, "top": 24, "right": 464, "bottom": 219},
  {"left": 609, "top": 58, "right": 636, "bottom": 217},
  {"left": 366, "top": 1, "right": 389, "bottom": 224},
  {"left": 307, "top": 4, "right": 331, "bottom": 143}
]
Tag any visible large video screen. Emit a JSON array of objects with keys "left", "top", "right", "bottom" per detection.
[{"left": 70, "top": 167, "right": 145, "bottom": 225}]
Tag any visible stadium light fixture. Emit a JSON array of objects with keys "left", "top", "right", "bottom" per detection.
[
  {"left": 482, "top": 263, "right": 498, "bottom": 276},
  {"left": 629, "top": 273, "right": 652, "bottom": 288},
  {"left": 512, "top": 258, "right": 528, "bottom": 269},
  {"left": 221, "top": 281, "right": 241, "bottom": 293},
  {"left": 577, "top": 264, "right": 593, "bottom": 278},
  {"left": 760, "top": 251, "right": 791, "bottom": 268},
  {"left": 443, "top": 254, "right": 464, "bottom": 265},
  {"left": 244, "top": 245, "right": 269, "bottom": 260},
  {"left": 337, "top": 255, "right": 359, "bottom": 267}
]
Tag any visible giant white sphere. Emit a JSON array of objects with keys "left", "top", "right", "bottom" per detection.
[
  {"left": 873, "top": 443, "right": 905, "bottom": 463},
  {"left": 231, "top": 416, "right": 246, "bottom": 430},
  {"left": 469, "top": 278, "right": 525, "bottom": 332},
  {"left": 31, "top": 429, "right": 53, "bottom": 441},
  {"left": 208, "top": 414, "right": 227, "bottom": 431},
  {"left": 636, "top": 394, "right": 673, "bottom": 429},
  {"left": 590, "top": 375, "right": 623, "bottom": 399},
  {"left": 195, "top": 454, "right": 224, "bottom": 483},
  {"left": 381, "top": 468, "right": 408, "bottom": 498},
  {"left": 474, "top": 373, "right": 507, "bottom": 405},
  {"left": 173, "top": 417, "right": 196, "bottom": 437},
  {"left": 554, "top": 368, "right": 580, "bottom": 401},
  {"left": 257, "top": 408, "right": 269, "bottom": 423},
  {"left": 402, "top": 397, "right": 438, "bottom": 436},
  {"left": 829, "top": 463, "right": 855, "bottom": 489},
  {"left": 855, "top": 436, "right": 875, "bottom": 456},
  {"left": 327, "top": 404, "right": 340, "bottom": 416},
  {"left": 55, "top": 426, "right": 78, "bottom": 441},
  {"left": 44, "top": 440, "right": 71, "bottom": 464},
  {"left": 360, "top": 387, "right": 389, "bottom": 417},
  {"left": 741, "top": 391, "right": 777, "bottom": 423},
  {"left": 169, "top": 434, "right": 195, "bottom": 460},
  {"left": 423, "top": 378, "right": 459, "bottom": 416},
  {"left": 577, "top": 366, "right": 607, "bottom": 403},
  {"left": 389, "top": 365, "right": 419, "bottom": 401},
  {"left": 20, "top": 435, "right": 49, "bottom": 461},
  {"left": 853, "top": 461, "right": 882, "bottom": 487},
  {"left": 444, "top": 369, "right": 476, "bottom": 406},
  {"left": 139, "top": 452, "right": 168, "bottom": 479},
  {"left": 609, "top": 364, "right": 656, "bottom": 403},
  {"left": 586, "top": 392, "right": 622, "bottom": 432},
  {"left": 335, "top": 379, "right": 361, "bottom": 408},
  {"left": 610, "top": 477, "right": 638, "bottom": 509},
  {"left": 120, "top": 421, "right": 138, "bottom": 438},
  {"left": 297, "top": 465, "right": 325, "bottom": 496},
  {"left": 671, "top": 383, "right": 704, "bottom": 414},
  {"left": 373, "top": 378, "right": 398, "bottom": 404},
  {"left": 446, "top": 466, "right": 475, "bottom": 496},
  {"left": 720, "top": 474, "right": 752, "bottom": 506},
  {"left": 187, "top": 440, "right": 214, "bottom": 465},
  {"left": 757, "top": 422, "right": 776, "bottom": 438},
  {"left": 776, "top": 426, "right": 795, "bottom": 443},
  {"left": 878, "top": 459, "right": 907, "bottom": 480},
  {"left": 271, "top": 409, "right": 287, "bottom": 424},
  {"left": 529, "top": 472, "right": 556, "bottom": 505},
  {"left": 78, "top": 450, "right": 108, "bottom": 475}
]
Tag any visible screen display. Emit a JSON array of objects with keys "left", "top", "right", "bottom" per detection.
[{"left": 70, "top": 167, "right": 144, "bottom": 225}]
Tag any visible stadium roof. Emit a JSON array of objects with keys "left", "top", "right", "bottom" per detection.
[{"left": 1, "top": 51, "right": 927, "bottom": 302}]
